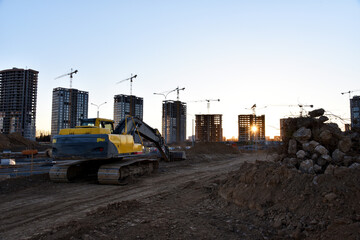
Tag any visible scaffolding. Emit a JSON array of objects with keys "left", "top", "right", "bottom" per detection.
[
  {"left": 195, "top": 114, "right": 223, "bottom": 142},
  {"left": 0, "top": 68, "right": 38, "bottom": 140}
]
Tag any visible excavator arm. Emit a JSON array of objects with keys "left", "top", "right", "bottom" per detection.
[{"left": 115, "top": 116, "right": 184, "bottom": 161}]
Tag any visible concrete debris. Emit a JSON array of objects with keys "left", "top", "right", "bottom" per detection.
[
  {"left": 279, "top": 108, "right": 360, "bottom": 175},
  {"left": 293, "top": 127, "right": 312, "bottom": 143},
  {"left": 315, "top": 145, "right": 328, "bottom": 155},
  {"left": 299, "top": 159, "right": 314, "bottom": 174},
  {"left": 308, "top": 108, "right": 325, "bottom": 118},
  {"left": 296, "top": 150, "right": 306, "bottom": 159},
  {"left": 338, "top": 137, "right": 352, "bottom": 153},
  {"left": 288, "top": 139, "right": 297, "bottom": 154}
]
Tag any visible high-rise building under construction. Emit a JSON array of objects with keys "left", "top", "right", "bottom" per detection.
[
  {"left": 238, "top": 114, "right": 265, "bottom": 142},
  {"left": 350, "top": 96, "right": 360, "bottom": 129},
  {"left": 162, "top": 100, "right": 186, "bottom": 144},
  {"left": 195, "top": 114, "right": 223, "bottom": 142},
  {"left": 0, "top": 68, "right": 38, "bottom": 140},
  {"left": 51, "top": 87, "right": 88, "bottom": 136},
  {"left": 113, "top": 94, "right": 143, "bottom": 125}
]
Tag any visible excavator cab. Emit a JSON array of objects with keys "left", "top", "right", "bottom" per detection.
[{"left": 78, "top": 118, "right": 114, "bottom": 133}]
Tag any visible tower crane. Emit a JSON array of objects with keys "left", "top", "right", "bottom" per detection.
[
  {"left": 117, "top": 74, "right": 137, "bottom": 95},
  {"left": 245, "top": 104, "right": 268, "bottom": 117},
  {"left": 190, "top": 99, "right": 220, "bottom": 113},
  {"left": 55, "top": 69, "right": 78, "bottom": 88},
  {"left": 153, "top": 86, "right": 185, "bottom": 101},
  {"left": 341, "top": 89, "right": 360, "bottom": 99}
]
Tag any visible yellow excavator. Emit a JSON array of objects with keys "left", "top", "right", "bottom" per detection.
[{"left": 50, "top": 116, "right": 185, "bottom": 184}]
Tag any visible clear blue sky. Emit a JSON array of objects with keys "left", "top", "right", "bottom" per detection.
[{"left": 1, "top": 0, "right": 359, "bottom": 138}]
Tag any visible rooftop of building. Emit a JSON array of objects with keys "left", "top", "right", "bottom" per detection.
[{"left": 0, "top": 68, "right": 39, "bottom": 74}]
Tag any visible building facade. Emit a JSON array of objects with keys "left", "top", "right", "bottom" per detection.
[
  {"left": 113, "top": 94, "right": 143, "bottom": 125},
  {"left": 162, "top": 100, "right": 186, "bottom": 144},
  {"left": 195, "top": 114, "right": 223, "bottom": 142},
  {"left": 0, "top": 68, "right": 38, "bottom": 140},
  {"left": 51, "top": 87, "right": 88, "bottom": 136},
  {"left": 238, "top": 114, "right": 265, "bottom": 142},
  {"left": 350, "top": 96, "right": 360, "bottom": 129}
]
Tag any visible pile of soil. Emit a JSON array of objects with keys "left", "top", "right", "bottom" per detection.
[
  {"left": 219, "top": 161, "right": 360, "bottom": 238},
  {"left": 186, "top": 142, "right": 239, "bottom": 155},
  {"left": 0, "top": 133, "right": 44, "bottom": 151}
]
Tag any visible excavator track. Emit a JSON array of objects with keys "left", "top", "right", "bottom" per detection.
[
  {"left": 49, "top": 155, "right": 159, "bottom": 184},
  {"left": 97, "top": 157, "right": 159, "bottom": 185},
  {"left": 49, "top": 160, "right": 86, "bottom": 183}
]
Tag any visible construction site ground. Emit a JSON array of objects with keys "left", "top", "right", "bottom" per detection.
[{"left": 0, "top": 148, "right": 359, "bottom": 239}]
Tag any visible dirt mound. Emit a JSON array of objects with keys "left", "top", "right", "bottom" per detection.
[
  {"left": 219, "top": 161, "right": 360, "bottom": 239},
  {"left": 187, "top": 142, "right": 239, "bottom": 155},
  {"left": 0, "top": 133, "right": 42, "bottom": 151}
]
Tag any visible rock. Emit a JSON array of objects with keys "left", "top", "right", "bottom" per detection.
[
  {"left": 318, "top": 116, "right": 329, "bottom": 123},
  {"left": 315, "top": 145, "right": 328, "bottom": 155},
  {"left": 299, "top": 159, "right": 314, "bottom": 174},
  {"left": 327, "top": 123, "right": 343, "bottom": 138},
  {"left": 349, "top": 163, "right": 360, "bottom": 169},
  {"left": 313, "top": 164, "right": 322, "bottom": 173},
  {"left": 288, "top": 139, "right": 297, "bottom": 154},
  {"left": 302, "top": 140, "right": 319, "bottom": 152},
  {"left": 309, "top": 108, "right": 325, "bottom": 118},
  {"left": 321, "top": 154, "right": 332, "bottom": 162},
  {"left": 311, "top": 153, "right": 318, "bottom": 160},
  {"left": 289, "top": 158, "right": 298, "bottom": 167},
  {"left": 324, "top": 164, "right": 336, "bottom": 174},
  {"left": 338, "top": 137, "right": 352, "bottom": 153},
  {"left": 332, "top": 149, "right": 345, "bottom": 164},
  {"left": 293, "top": 127, "right": 312, "bottom": 143},
  {"left": 324, "top": 192, "right": 337, "bottom": 201},
  {"left": 343, "top": 156, "right": 353, "bottom": 167},
  {"left": 296, "top": 150, "right": 306, "bottom": 159},
  {"left": 317, "top": 155, "right": 331, "bottom": 166},
  {"left": 319, "top": 130, "right": 332, "bottom": 143},
  {"left": 283, "top": 157, "right": 298, "bottom": 168}
]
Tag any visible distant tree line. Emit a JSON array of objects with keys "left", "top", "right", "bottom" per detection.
[{"left": 36, "top": 130, "right": 51, "bottom": 142}]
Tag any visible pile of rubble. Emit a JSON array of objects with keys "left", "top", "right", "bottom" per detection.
[{"left": 277, "top": 108, "right": 360, "bottom": 174}]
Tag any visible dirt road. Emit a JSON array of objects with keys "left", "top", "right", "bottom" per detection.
[{"left": 0, "top": 153, "right": 266, "bottom": 240}]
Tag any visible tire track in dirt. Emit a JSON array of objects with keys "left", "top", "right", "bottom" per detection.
[{"left": 0, "top": 154, "right": 261, "bottom": 239}]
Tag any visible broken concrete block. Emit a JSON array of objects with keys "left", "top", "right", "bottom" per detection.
[
  {"left": 318, "top": 116, "right": 329, "bottom": 123},
  {"left": 324, "top": 164, "right": 336, "bottom": 174},
  {"left": 302, "top": 140, "right": 319, "bottom": 152},
  {"left": 315, "top": 145, "right": 329, "bottom": 155},
  {"left": 309, "top": 108, "right": 325, "bottom": 118},
  {"left": 296, "top": 150, "right": 306, "bottom": 159},
  {"left": 293, "top": 127, "right": 312, "bottom": 143},
  {"left": 288, "top": 139, "right": 297, "bottom": 154},
  {"left": 299, "top": 159, "right": 314, "bottom": 174},
  {"left": 332, "top": 149, "right": 345, "bottom": 164},
  {"left": 319, "top": 130, "right": 332, "bottom": 143},
  {"left": 338, "top": 137, "right": 352, "bottom": 153}
]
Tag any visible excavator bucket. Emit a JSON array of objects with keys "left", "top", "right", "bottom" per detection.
[{"left": 169, "top": 151, "right": 186, "bottom": 161}]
